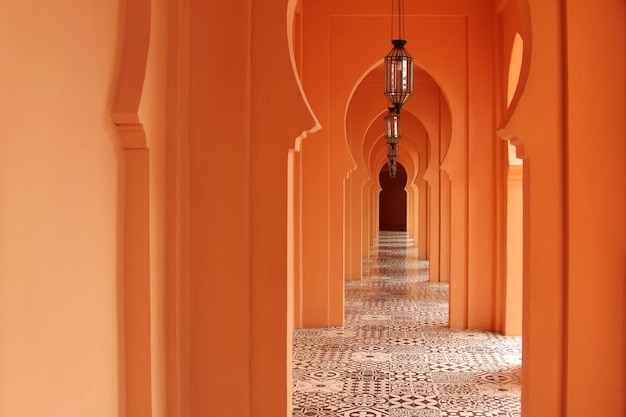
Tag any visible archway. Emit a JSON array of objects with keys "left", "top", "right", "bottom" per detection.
[{"left": 378, "top": 162, "right": 408, "bottom": 231}]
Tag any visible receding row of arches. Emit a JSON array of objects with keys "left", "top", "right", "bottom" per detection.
[
  {"left": 2, "top": 1, "right": 624, "bottom": 417},
  {"left": 23, "top": 1, "right": 615, "bottom": 417},
  {"left": 337, "top": 33, "right": 526, "bottom": 333}
]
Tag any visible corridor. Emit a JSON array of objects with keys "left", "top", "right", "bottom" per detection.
[{"left": 292, "top": 232, "right": 522, "bottom": 417}]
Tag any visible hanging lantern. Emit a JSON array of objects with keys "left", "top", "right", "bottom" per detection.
[
  {"left": 385, "top": 107, "right": 401, "bottom": 144},
  {"left": 384, "top": 41, "right": 414, "bottom": 112},
  {"left": 387, "top": 159, "right": 397, "bottom": 178},
  {"left": 387, "top": 142, "right": 398, "bottom": 162},
  {"left": 384, "top": 0, "right": 414, "bottom": 112}
]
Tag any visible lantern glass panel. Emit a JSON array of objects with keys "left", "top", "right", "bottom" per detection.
[
  {"left": 387, "top": 142, "right": 398, "bottom": 161},
  {"left": 385, "top": 109, "right": 401, "bottom": 143},
  {"left": 384, "top": 40, "right": 414, "bottom": 108}
]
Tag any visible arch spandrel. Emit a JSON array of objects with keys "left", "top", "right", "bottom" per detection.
[
  {"left": 327, "top": 10, "right": 469, "bottom": 179},
  {"left": 287, "top": 0, "right": 322, "bottom": 152},
  {"left": 496, "top": 0, "right": 532, "bottom": 159},
  {"left": 345, "top": 59, "right": 450, "bottom": 191}
]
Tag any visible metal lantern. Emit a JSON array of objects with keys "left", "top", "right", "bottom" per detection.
[
  {"left": 385, "top": 107, "right": 401, "bottom": 144},
  {"left": 384, "top": 39, "right": 414, "bottom": 112},
  {"left": 387, "top": 142, "right": 398, "bottom": 162},
  {"left": 387, "top": 159, "right": 397, "bottom": 178},
  {"left": 384, "top": 0, "right": 414, "bottom": 112}
]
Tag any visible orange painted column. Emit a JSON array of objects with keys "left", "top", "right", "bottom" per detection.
[
  {"left": 346, "top": 142, "right": 365, "bottom": 282},
  {"left": 564, "top": 1, "right": 626, "bottom": 416},
  {"left": 345, "top": 84, "right": 389, "bottom": 281},
  {"left": 299, "top": 0, "right": 333, "bottom": 327},
  {"left": 250, "top": 0, "right": 320, "bottom": 411},
  {"left": 408, "top": 78, "right": 444, "bottom": 280},
  {"left": 165, "top": 0, "right": 191, "bottom": 415},
  {"left": 494, "top": 0, "right": 524, "bottom": 337},
  {"left": 182, "top": 1, "right": 316, "bottom": 417},
  {"left": 363, "top": 179, "right": 376, "bottom": 256},
  {"left": 438, "top": 89, "right": 453, "bottom": 283},
  {"left": 372, "top": 185, "right": 381, "bottom": 244},
  {"left": 415, "top": 178, "right": 429, "bottom": 259},
  {"left": 186, "top": 1, "right": 253, "bottom": 414},
  {"left": 357, "top": 173, "right": 369, "bottom": 280},
  {"left": 445, "top": 168, "right": 468, "bottom": 329},
  {"left": 291, "top": 149, "right": 304, "bottom": 328},
  {"left": 111, "top": 0, "right": 154, "bottom": 415},
  {"left": 347, "top": 170, "right": 367, "bottom": 280},
  {"left": 466, "top": 7, "right": 497, "bottom": 330},
  {"left": 345, "top": 174, "right": 354, "bottom": 279},
  {"left": 414, "top": 13, "right": 468, "bottom": 329},
  {"left": 300, "top": 135, "right": 331, "bottom": 326},
  {"left": 328, "top": 174, "right": 348, "bottom": 325},
  {"left": 505, "top": 165, "right": 523, "bottom": 336},
  {"left": 117, "top": 131, "right": 154, "bottom": 417},
  {"left": 288, "top": 0, "right": 316, "bottom": 327},
  {"left": 372, "top": 186, "right": 382, "bottom": 236},
  {"left": 250, "top": 0, "right": 320, "bottom": 408},
  {"left": 360, "top": 180, "right": 369, "bottom": 262},
  {"left": 140, "top": 0, "right": 169, "bottom": 414},
  {"left": 439, "top": 26, "right": 469, "bottom": 328},
  {"left": 329, "top": 17, "right": 384, "bottom": 325},
  {"left": 423, "top": 165, "right": 440, "bottom": 281},
  {"left": 499, "top": 1, "right": 566, "bottom": 415},
  {"left": 405, "top": 184, "right": 417, "bottom": 237},
  {"left": 439, "top": 172, "right": 451, "bottom": 282},
  {"left": 406, "top": 70, "right": 451, "bottom": 282},
  {"left": 370, "top": 184, "right": 377, "bottom": 241}
]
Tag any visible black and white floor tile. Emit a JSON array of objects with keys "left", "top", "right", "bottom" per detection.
[{"left": 293, "top": 231, "right": 522, "bottom": 417}]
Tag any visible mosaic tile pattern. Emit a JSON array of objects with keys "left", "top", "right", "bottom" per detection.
[{"left": 293, "top": 231, "right": 522, "bottom": 417}]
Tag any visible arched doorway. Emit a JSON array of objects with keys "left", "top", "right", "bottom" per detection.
[{"left": 379, "top": 162, "right": 408, "bottom": 231}]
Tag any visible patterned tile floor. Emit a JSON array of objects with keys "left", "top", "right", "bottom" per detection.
[{"left": 292, "top": 231, "right": 522, "bottom": 417}]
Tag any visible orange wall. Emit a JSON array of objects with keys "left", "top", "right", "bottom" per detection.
[
  {"left": 464, "top": 3, "right": 497, "bottom": 331},
  {"left": 185, "top": 1, "right": 253, "bottom": 415},
  {"left": 182, "top": 1, "right": 316, "bottom": 416},
  {"left": 3, "top": 3, "right": 624, "bottom": 417},
  {"left": 505, "top": 166, "right": 523, "bottom": 336},
  {"left": 0, "top": 1, "right": 121, "bottom": 416},
  {"left": 500, "top": 1, "right": 626, "bottom": 416},
  {"left": 495, "top": 0, "right": 524, "bottom": 337},
  {"left": 564, "top": 1, "right": 625, "bottom": 416},
  {"left": 501, "top": 2, "right": 567, "bottom": 415},
  {"left": 299, "top": 0, "right": 345, "bottom": 327},
  {"left": 344, "top": 76, "right": 389, "bottom": 281},
  {"left": 300, "top": 1, "right": 499, "bottom": 332}
]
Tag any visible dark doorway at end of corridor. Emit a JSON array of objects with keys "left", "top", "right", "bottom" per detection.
[{"left": 379, "top": 162, "right": 407, "bottom": 231}]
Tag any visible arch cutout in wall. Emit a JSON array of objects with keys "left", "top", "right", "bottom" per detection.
[
  {"left": 379, "top": 162, "right": 408, "bottom": 231},
  {"left": 344, "top": 63, "right": 450, "bottom": 188},
  {"left": 506, "top": 33, "right": 525, "bottom": 165},
  {"left": 496, "top": 0, "right": 532, "bottom": 157}
]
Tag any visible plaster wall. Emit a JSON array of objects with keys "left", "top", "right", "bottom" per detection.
[
  {"left": 499, "top": 0, "right": 626, "bottom": 415},
  {"left": 564, "top": 1, "right": 626, "bottom": 415},
  {"left": 0, "top": 1, "right": 121, "bottom": 416},
  {"left": 300, "top": 0, "right": 497, "bottom": 331},
  {"left": 2, "top": 2, "right": 625, "bottom": 417},
  {"left": 344, "top": 77, "right": 388, "bottom": 281},
  {"left": 182, "top": 1, "right": 316, "bottom": 416}
]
